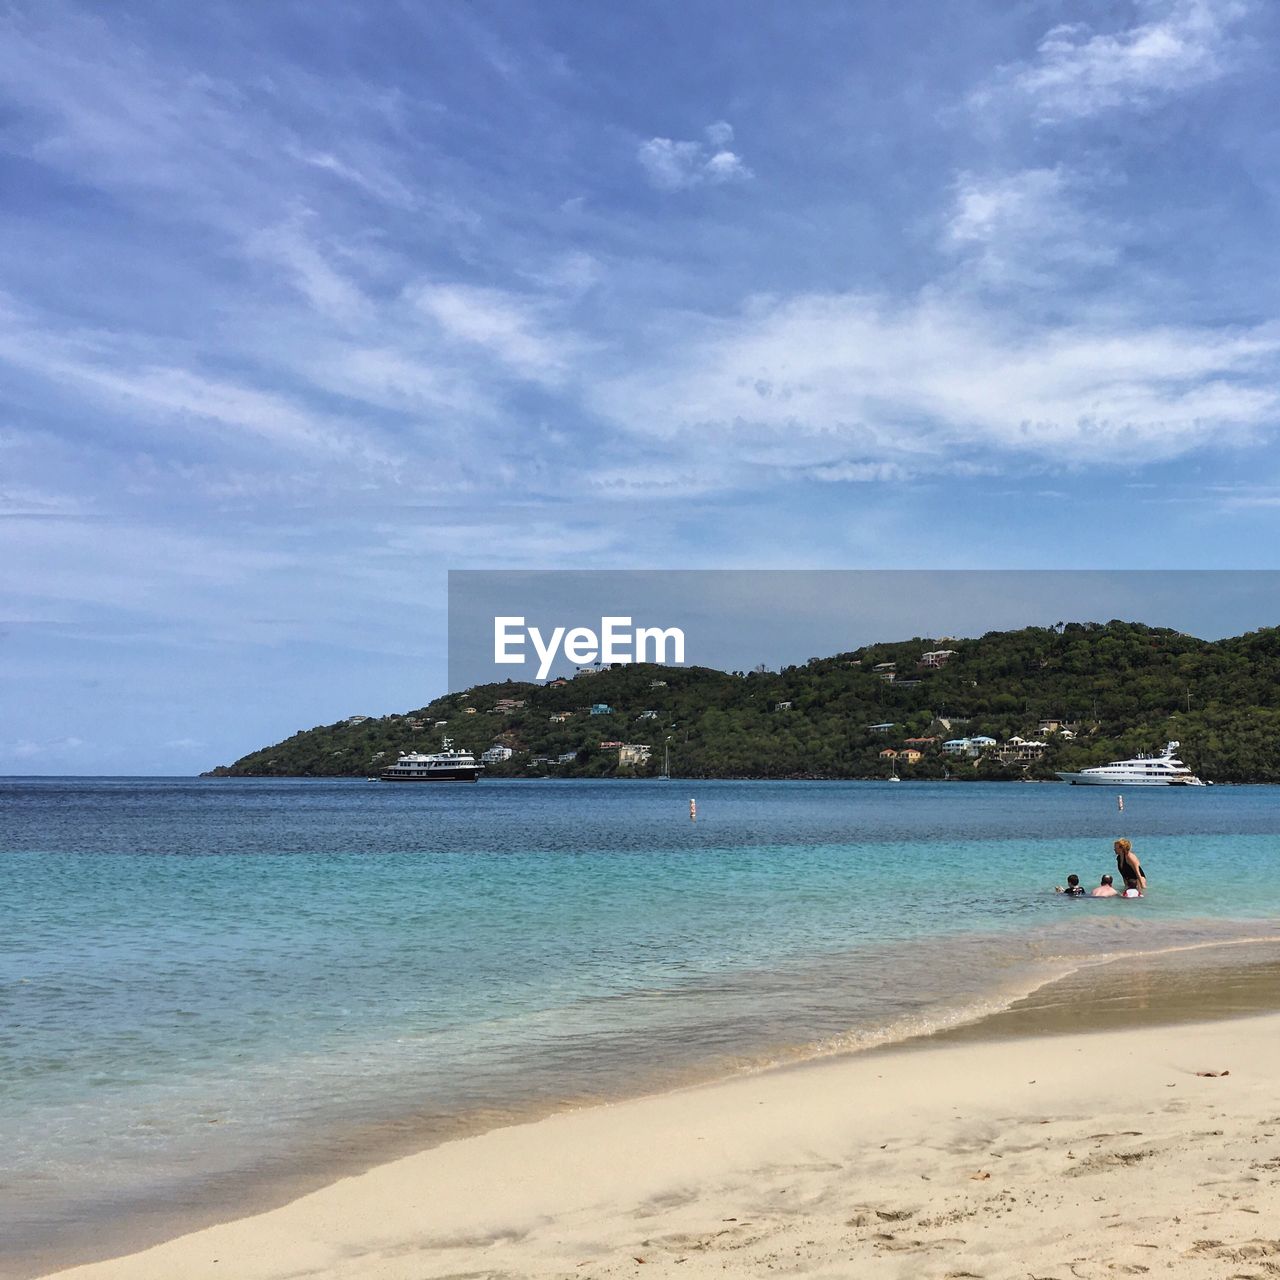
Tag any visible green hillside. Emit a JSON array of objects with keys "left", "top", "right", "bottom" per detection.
[{"left": 206, "top": 620, "right": 1280, "bottom": 782}]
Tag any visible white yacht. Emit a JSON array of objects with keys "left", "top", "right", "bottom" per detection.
[
  {"left": 1056, "top": 741, "right": 1206, "bottom": 787},
  {"left": 380, "top": 738, "right": 483, "bottom": 782}
]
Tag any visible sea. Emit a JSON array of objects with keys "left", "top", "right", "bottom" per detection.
[{"left": 3, "top": 776, "right": 1280, "bottom": 1272}]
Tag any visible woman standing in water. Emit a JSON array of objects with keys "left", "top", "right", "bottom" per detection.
[{"left": 1115, "top": 838, "right": 1146, "bottom": 892}]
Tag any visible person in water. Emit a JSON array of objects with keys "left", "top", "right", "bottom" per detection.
[
  {"left": 1114, "top": 838, "right": 1146, "bottom": 892},
  {"left": 1122, "top": 875, "right": 1143, "bottom": 898},
  {"left": 1055, "top": 874, "right": 1086, "bottom": 896},
  {"left": 1091, "top": 874, "right": 1118, "bottom": 898}
]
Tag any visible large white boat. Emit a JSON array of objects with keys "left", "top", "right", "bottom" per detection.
[
  {"left": 379, "top": 738, "right": 483, "bottom": 782},
  {"left": 1056, "top": 741, "right": 1206, "bottom": 787}
]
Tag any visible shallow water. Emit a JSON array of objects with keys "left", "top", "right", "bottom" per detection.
[{"left": 3, "top": 777, "right": 1279, "bottom": 1270}]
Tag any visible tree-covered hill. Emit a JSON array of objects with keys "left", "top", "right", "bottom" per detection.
[{"left": 205, "top": 620, "right": 1280, "bottom": 782}]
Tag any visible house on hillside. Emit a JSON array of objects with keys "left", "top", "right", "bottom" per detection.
[
  {"left": 879, "top": 748, "right": 898, "bottom": 759},
  {"left": 919, "top": 650, "right": 958, "bottom": 668},
  {"left": 590, "top": 703, "right": 614, "bottom": 715},
  {"left": 550, "top": 712, "right": 572, "bottom": 723},
  {"left": 900, "top": 749, "right": 924, "bottom": 764},
  {"left": 775, "top": 700, "right": 793, "bottom": 711},
  {"left": 619, "top": 744, "right": 652, "bottom": 766},
  {"left": 867, "top": 722, "right": 896, "bottom": 733},
  {"left": 481, "top": 745, "right": 514, "bottom": 763}
]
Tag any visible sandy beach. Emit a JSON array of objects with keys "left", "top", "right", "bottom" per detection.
[{"left": 40, "top": 1002, "right": 1280, "bottom": 1280}]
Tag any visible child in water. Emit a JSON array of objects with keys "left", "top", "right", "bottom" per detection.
[{"left": 1055, "top": 874, "right": 1086, "bottom": 897}]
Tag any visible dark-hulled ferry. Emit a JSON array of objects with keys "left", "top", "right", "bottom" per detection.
[{"left": 379, "top": 738, "right": 483, "bottom": 782}]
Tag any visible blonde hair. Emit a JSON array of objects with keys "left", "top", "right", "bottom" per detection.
[{"left": 1114, "top": 838, "right": 1131, "bottom": 854}]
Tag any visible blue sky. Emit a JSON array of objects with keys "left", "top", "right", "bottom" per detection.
[{"left": 3, "top": 0, "right": 1280, "bottom": 772}]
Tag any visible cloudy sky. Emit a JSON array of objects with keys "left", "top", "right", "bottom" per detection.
[{"left": 4, "top": 0, "right": 1280, "bottom": 772}]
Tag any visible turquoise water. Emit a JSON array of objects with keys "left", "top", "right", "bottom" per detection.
[{"left": 3, "top": 777, "right": 1280, "bottom": 1269}]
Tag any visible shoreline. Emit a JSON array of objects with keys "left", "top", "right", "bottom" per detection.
[
  {"left": 23, "top": 936, "right": 1280, "bottom": 1280},
  {"left": 36, "top": 1011, "right": 1280, "bottom": 1280}
]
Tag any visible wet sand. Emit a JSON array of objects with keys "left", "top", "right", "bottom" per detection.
[
  {"left": 935, "top": 937, "right": 1280, "bottom": 1040},
  {"left": 34, "top": 939, "right": 1280, "bottom": 1280}
]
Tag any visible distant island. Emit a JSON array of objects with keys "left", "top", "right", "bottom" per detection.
[{"left": 205, "top": 620, "right": 1280, "bottom": 783}]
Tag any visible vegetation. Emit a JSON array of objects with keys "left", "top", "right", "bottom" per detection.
[{"left": 205, "top": 621, "right": 1280, "bottom": 783}]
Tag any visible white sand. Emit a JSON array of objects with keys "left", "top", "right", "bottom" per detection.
[{"left": 45, "top": 1014, "right": 1280, "bottom": 1279}]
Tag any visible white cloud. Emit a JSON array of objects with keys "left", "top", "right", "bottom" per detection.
[
  {"left": 519, "top": 250, "right": 603, "bottom": 295},
  {"left": 287, "top": 146, "right": 418, "bottom": 210},
  {"left": 410, "top": 282, "right": 578, "bottom": 380},
  {"left": 0, "top": 485, "right": 87, "bottom": 516},
  {"left": 637, "top": 123, "right": 753, "bottom": 191},
  {"left": 3, "top": 734, "right": 85, "bottom": 761},
  {"left": 978, "top": 0, "right": 1249, "bottom": 122},
  {"left": 804, "top": 461, "right": 914, "bottom": 484},
  {"left": 249, "top": 221, "right": 373, "bottom": 325},
  {"left": 943, "top": 167, "right": 1118, "bottom": 285},
  {"left": 0, "top": 297, "right": 396, "bottom": 462},
  {"left": 593, "top": 291, "right": 1280, "bottom": 468},
  {"left": 637, "top": 138, "right": 708, "bottom": 191},
  {"left": 0, "top": 5, "right": 423, "bottom": 227},
  {"left": 705, "top": 150, "right": 751, "bottom": 183},
  {"left": 947, "top": 168, "right": 1071, "bottom": 246}
]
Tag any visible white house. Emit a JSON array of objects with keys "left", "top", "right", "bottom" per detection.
[
  {"left": 481, "top": 745, "right": 514, "bottom": 763},
  {"left": 919, "top": 650, "right": 958, "bottom": 668}
]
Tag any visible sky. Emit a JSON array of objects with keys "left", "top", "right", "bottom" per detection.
[{"left": 3, "top": 0, "right": 1280, "bottom": 772}]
